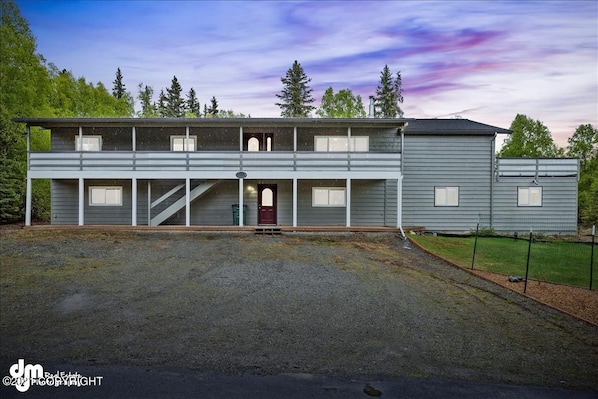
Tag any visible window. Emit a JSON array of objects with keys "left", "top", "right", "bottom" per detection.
[
  {"left": 518, "top": 187, "right": 542, "bottom": 206},
  {"left": 89, "top": 187, "right": 123, "bottom": 206},
  {"left": 75, "top": 136, "right": 102, "bottom": 151},
  {"left": 312, "top": 187, "right": 346, "bottom": 207},
  {"left": 314, "top": 136, "right": 369, "bottom": 152},
  {"left": 435, "top": 187, "right": 459, "bottom": 206},
  {"left": 171, "top": 136, "right": 197, "bottom": 151}
]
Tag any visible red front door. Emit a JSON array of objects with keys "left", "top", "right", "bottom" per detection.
[{"left": 258, "top": 184, "right": 277, "bottom": 225}]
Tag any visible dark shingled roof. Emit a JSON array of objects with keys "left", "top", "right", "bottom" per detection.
[
  {"left": 404, "top": 119, "right": 512, "bottom": 135},
  {"left": 12, "top": 117, "right": 511, "bottom": 135}
]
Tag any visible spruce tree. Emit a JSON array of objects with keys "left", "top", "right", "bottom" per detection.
[
  {"left": 185, "top": 88, "right": 200, "bottom": 117},
  {"left": 112, "top": 67, "right": 126, "bottom": 99},
  {"left": 207, "top": 96, "right": 218, "bottom": 118},
  {"left": 275, "top": 60, "right": 315, "bottom": 117},
  {"left": 157, "top": 89, "right": 167, "bottom": 117},
  {"left": 165, "top": 76, "right": 184, "bottom": 117},
  {"left": 374, "top": 65, "right": 404, "bottom": 118}
]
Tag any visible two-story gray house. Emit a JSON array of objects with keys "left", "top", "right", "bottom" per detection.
[{"left": 15, "top": 117, "right": 579, "bottom": 234}]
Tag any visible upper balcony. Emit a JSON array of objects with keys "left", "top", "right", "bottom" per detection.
[{"left": 28, "top": 151, "right": 402, "bottom": 175}]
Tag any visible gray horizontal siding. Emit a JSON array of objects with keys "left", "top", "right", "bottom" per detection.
[
  {"left": 492, "top": 177, "right": 578, "bottom": 234},
  {"left": 402, "top": 135, "right": 494, "bottom": 232}
]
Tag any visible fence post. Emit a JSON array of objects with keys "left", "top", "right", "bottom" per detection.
[
  {"left": 591, "top": 225, "right": 595, "bottom": 291},
  {"left": 524, "top": 228, "right": 532, "bottom": 294},
  {"left": 471, "top": 219, "right": 480, "bottom": 270}
]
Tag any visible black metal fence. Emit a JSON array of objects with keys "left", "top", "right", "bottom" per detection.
[{"left": 471, "top": 223, "right": 596, "bottom": 291}]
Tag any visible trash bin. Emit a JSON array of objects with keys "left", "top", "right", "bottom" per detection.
[{"left": 232, "top": 204, "right": 247, "bottom": 226}]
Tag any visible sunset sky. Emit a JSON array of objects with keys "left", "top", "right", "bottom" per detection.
[{"left": 16, "top": 0, "right": 598, "bottom": 147}]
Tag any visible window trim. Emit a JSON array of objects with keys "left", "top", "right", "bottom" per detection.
[
  {"left": 89, "top": 186, "right": 123, "bottom": 206},
  {"left": 75, "top": 135, "right": 102, "bottom": 151},
  {"left": 312, "top": 187, "right": 346, "bottom": 207},
  {"left": 434, "top": 186, "right": 459, "bottom": 207},
  {"left": 314, "top": 136, "right": 369, "bottom": 152},
  {"left": 518, "top": 186, "right": 543, "bottom": 207},
  {"left": 170, "top": 135, "right": 197, "bottom": 151}
]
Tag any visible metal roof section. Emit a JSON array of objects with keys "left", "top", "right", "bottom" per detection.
[{"left": 12, "top": 117, "right": 511, "bottom": 135}]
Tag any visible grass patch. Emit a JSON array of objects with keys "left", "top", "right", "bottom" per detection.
[{"left": 410, "top": 235, "right": 598, "bottom": 288}]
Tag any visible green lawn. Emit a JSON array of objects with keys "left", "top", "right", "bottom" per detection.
[{"left": 409, "top": 235, "right": 598, "bottom": 288}]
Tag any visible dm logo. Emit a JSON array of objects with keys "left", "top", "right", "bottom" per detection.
[{"left": 9, "top": 359, "right": 43, "bottom": 392}]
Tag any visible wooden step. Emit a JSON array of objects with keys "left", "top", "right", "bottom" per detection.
[{"left": 255, "top": 227, "right": 282, "bottom": 235}]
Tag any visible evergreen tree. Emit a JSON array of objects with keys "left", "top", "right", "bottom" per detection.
[
  {"left": 275, "top": 60, "right": 315, "bottom": 117},
  {"left": 207, "top": 96, "right": 219, "bottom": 118},
  {"left": 112, "top": 67, "right": 126, "bottom": 99},
  {"left": 316, "top": 87, "right": 366, "bottom": 118},
  {"left": 157, "top": 89, "right": 167, "bottom": 117},
  {"left": 165, "top": 76, "right": 184, "bottom": 117},
  {"left": 185, "top": 88, "right": 200, "bottom": 117},
  {"left": 373, "top": 65, "right": 404, "bottom": 118},
  {"left": 499, "top": 114, "right": 564, "bottom": 158},
  {"left": 137, "top": 83, "right": 157, "bottom": 117}
]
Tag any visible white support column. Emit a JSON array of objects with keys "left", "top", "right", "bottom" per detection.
[
  {"left": 238, "top": 178, "right": 244, "bottom": 227},
  {"left": 293, "top": 126, "right": 297, "bottom": 151},
  {"left": 132, "top": 126, "right": 136, "bottom": 151},
  {"left": 147, "top": 181, "right": 151, "bottom": 226},
  {"left": 293, "top": 178, "right": 298, "bottom": 227},
  {"left": 185, "top": 178, "right": 191, "bottom": 227},
  {"left": 132, "top": 178, "right": 137, "bottom": 226},
  {"left": 25, "top": 178, "right": 32, "bottom": 226},
  {"left": 346, "top": 178, "right": 351, "bottom": 227},
  {"left": 239, "top": 126, "right": 243, "bottom": 151},
  {"left": 397, "top": 176, "right": 403, "bottom": 229},
  {"left": 78, "top": 178, "right": 84, "bottom": 226},
  {"left": 25, "top": 126, "right": 31, "bottom": 226}
]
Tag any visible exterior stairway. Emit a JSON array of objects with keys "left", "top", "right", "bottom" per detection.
[{"left": 150, "top": 181, "right": 220, "bottom": 226}]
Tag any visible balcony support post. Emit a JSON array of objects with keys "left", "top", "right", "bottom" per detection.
[
  {"left": 185, "top": 178, "right": 190, "bottom": 227},
  {"left": 78, "top": 177, "right": 84, "bottom": 226},
  {"left": 346, "top": 178, "right": 351, "bottom": 227},
  {"left": 25, "top": 126, "right": 32, "bottom": 226},
  {"left": 238, "top": 178, "right": 244, "bottom": 227},
  {"left": 292, "top": 178, "right": 297, "bottom": 227},
  {"left": 131, "top": 178, "right": 137, "bottom": 226}
]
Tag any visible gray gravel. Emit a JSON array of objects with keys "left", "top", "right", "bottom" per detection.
[{"left": 1, "top": 230, "right": 597, "bottom": 393}]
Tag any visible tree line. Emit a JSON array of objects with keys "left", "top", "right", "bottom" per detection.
[{"left": 0, "top": 0, "right": 595, "bottom": 226}]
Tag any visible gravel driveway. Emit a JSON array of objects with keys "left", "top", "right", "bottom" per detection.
[{"left": 1, "top": 229, "right": 597, "bottom": 393}]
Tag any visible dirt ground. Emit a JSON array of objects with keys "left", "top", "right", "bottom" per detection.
[{"left": 1, "top": 228, "right": 597, "bottom": 393}]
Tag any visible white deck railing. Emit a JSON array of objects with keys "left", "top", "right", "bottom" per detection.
[
  {"left": 496, "top": 158, "right": 579, "bottom": 177},
  {"left": 29, "top": 151, "right": 401, "bottom": 172}
]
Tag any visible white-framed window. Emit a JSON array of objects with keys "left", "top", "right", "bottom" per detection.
[
  {"left": 75, "top": 135, "right": 102, "bottom": 151},
  {"left": 435, "top": 187, "right": 459, "bottom": 207},
  {"left": 170, "top": 136, "right": 197, "bottom": 151},
  {"left": 312, "top": 187, "right": 346, "bottom": 207},
  {"left": 314, "top": 136, "right": 369, "bottom": 152},
  {"left": 518, "top": 187, "right": 542, "bottom": 207},
  {"left": 89, "top": 186, "right": 123, "bottom": 206}
]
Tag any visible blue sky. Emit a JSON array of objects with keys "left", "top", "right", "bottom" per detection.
[{"left": 17, "top": 0, "right": 598, "bottom": 147}]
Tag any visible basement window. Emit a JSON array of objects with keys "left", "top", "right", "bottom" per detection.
[
  {"left": 435, "top": 187, "right": 459, "bottom": 207},
  {"left": 89, "top": 186, "right": 123, "bottom": 206},
  {"left": 312, "top": 187, "right": 346, "bottom": 207},
  {"left": 518, "top": 187, "right": 542, "bottom": 206}
]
